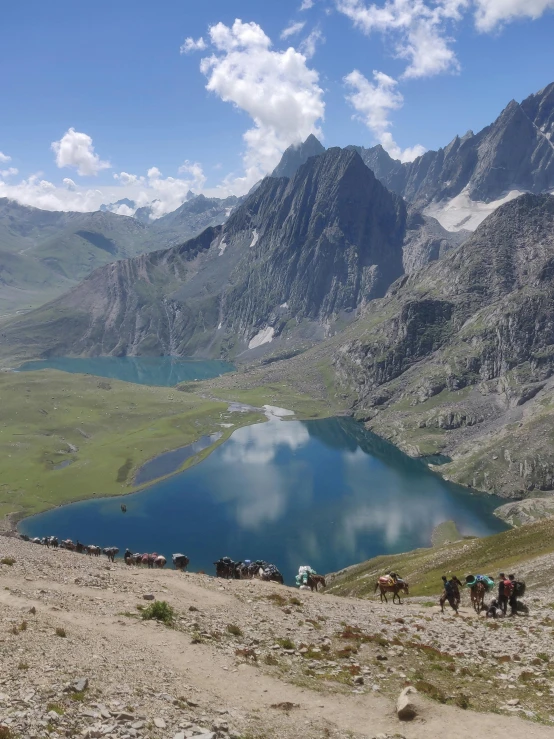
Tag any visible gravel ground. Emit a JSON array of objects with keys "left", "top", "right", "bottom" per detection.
[{"left": 1, "top": 537, "right": 554, "bottom": 739}]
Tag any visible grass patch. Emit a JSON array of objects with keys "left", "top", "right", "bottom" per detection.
[
  {"left": 0, "top": 370, "right": 263, "bottom": 523},
  {"left": 141, "top": 600, "right": 175, "bottom": 625},
  {"left": 70, "top": 692, "right": 86, "bottom": 702},
  {"left": 227, "top": 624, "right": 243, "bottom": 637},
  {"left": 277, "top": 638, "right": 296, "bottom": 650},
  {"left": 1, "top": 557, "right": 15, "bottom": 566},
  {"left": 55, "top": 627, "right": 66, "bottom": 638},
  {"left": 17, "top": 662, "right": 29, "bottom": 670}
]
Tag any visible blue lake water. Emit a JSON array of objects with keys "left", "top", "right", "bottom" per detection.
[
  {"left": 19, "top": 416, "right": 508, "bottom": 583},
  {"left": 18, "top": 356, "right": 235, "bottom": 386}
]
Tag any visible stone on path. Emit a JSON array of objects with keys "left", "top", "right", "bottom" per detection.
[
  {"left": 396, "top": 686, "right": 419, "bottom": 721},
  {"left": 154, "top": 717, "right": 166, "bottom": 728}
]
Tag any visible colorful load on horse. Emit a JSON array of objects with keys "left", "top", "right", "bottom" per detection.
[
  {"left": 296, "top": 565, "right": 316, "bottom": 589},
  {"left": 465, "top": 574, "right": 494, "bottom": 591}
]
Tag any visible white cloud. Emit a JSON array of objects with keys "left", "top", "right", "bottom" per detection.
[
  {"left": 199, "top": 19, "right": 324, "bottom": 192},
  {"left": 474, "top": 0, "right": 554, "bottom": 31},
  {"left": 300, "top": 0, "right": 315, "bottom": 8},
  {"left": 281, "top": 21, "right": 306, "bottom": 39},
  {"left": 300, "top": 27, "right": 325, "bottom": 58},
  {"left": 0, "top": 152, "right": 11, "bottom": 163},
  {"left": 336, "top": 0, "right": 467, "bottom": 79},
  {"left": 113, "top": 171, "right": 144, "bottom": 186},
  {"left": 51, "top": 128, "right": 111, "bottom": 176},
  {"left": 0, "top": 167, "right": 18, "bottom": 179},
  {"left": 180, "top": 36, "right": 207, "bottom": 54},
  {"left": 0, "top": 160, "right": 206, "bottom": 217},
  {"left": 344, "top": 69, "right": 426, "bottom": 162}
]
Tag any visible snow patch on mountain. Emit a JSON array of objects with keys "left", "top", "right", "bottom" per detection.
[
  {"left": 248, "top": 326, "right": 274, "bottom": 349},
  {"left": 424, "top": 188, "right": 525, "bottom": 232},
  {"left": 250, "top": 229, "right": 259, "bottom": 248},
  {"left": 218, "top": 238, "right": 228, "bottom": 256}
]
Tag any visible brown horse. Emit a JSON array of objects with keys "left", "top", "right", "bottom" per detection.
[
  {"left": 470, "top": 582, "right": 486, "bottom": 614},
  {"left": 307, "top": 574, "right": 326, "bottom": 592},
  {"left": 374, "top": 579, "right": 409, "bottom": 604}
]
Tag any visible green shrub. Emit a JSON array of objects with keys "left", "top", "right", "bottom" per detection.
[
  {"left": 277, "top": 638, "right": 295, "bottom": 650},
  {"left": 141, "top": 600, "right": 175, "bottom": 625},
  {"left": 47, "top": 704, "right": 65, "bottom": 715},
  {"left": 227, "top": 624, "right": 243, "bottom": 637},
  {"left": 55, "top": 627, "right": 66, "bottom": 638},
  {"left": 1, "top": 557, "right": 15, "bottom": 566}
]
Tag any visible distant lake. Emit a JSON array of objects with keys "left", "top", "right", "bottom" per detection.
[
  {"left": 18, "top": 356, "right": 234, "bottom": 386},
  {"left": 20, "top": 416, "right": 508, "bottom": 583}
]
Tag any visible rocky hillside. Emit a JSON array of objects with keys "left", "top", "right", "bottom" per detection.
[
  {"left": 1, "top": 148, "right": 420, "bottom": 360},
  {"left": 329, "top": 193, "right": 554, "bottom": 497},
  {"left": 2, "top": 535, "right": 554, "bottom": 738},
  {"left": 354, "top": 81, "right": 554, "bottom": 217}
]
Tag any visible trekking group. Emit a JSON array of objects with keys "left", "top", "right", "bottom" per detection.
[{"left": 440, "top": 572, "right": 527, "bottom": 616}]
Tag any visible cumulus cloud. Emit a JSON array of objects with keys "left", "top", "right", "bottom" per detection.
[
  {"left": 300, "top": 0, "right": 315, "bottom": 8},
  {"left": 63, "top": 177, "right": 76, "bottom": 190},
  {"left": 180, "top": 36, "right": 207, "bottom": 53},
  {"left": 281, "top": 21, "right": 306, "bottom": 39},
  {"left": 336, "top": 0, "right": 467, "bottom": 79},
  {"left": 51, "top": 128, "right": 111, "bottom": 176},
  {"left": 0, "top": 152, "right": 11, "bottom": 163},
  {"left": 0, "top": 167, "right": 18, "bottom": 178},
  {"left": 113, "top": 171, "right": 144, "bottom": 186},
  {"left": 199, "top": 19, "right": 325, "bottom": 192},
  {"left": 344, "top": 69, "right": 426, "bottom": 162},
  {"left": 474, "top": 0, "right": 554, "bottom": 31}
]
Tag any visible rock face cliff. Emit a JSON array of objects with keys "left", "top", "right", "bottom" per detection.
[
  {"left": 356, "top": 82, "right": 554, "bottom": 209},
  {"left": 271, "top": 134, "right": 325, "bottom": 179},
  {"left": 332, "top": 194, "right": 554, "bottom": 497},
  {"left": 2, "top": 148, "right": 408, "bottom": 360}
]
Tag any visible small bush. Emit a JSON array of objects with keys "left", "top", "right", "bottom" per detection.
[
  {"left": 1, "top": 557, "right": 15, "bottom": 566},
  {"left": 227, "top": 624, "right": 243, "bottom": 637},
  {"left": 277, "top": 638, "right": 295, "bottom": 650},
  {"left": 70, "top": 692, "right": 86, "bottom": 702},
  {"left": 415, "top": 680, "right": 447, "bottom": 703},
  {"left": 289, "top": 597, "right": 302, "bottom": 607},
  {"left": 264, "top": 653, "right": 279, "bottom": 665},
  {"left": 455, "top": 694, "right": 470, "bottom": 709},
  {"left": 47, "top": 704, "right": 65, "bottom": 715},
  {"left": 55, "top": 627, "right": 66, "bottom": 638},
  {"left": 536, "top": 652, "right": 550, "bottom": 662},
  {"left": 266, "top": 593, "right": 287, "bottom": 606},
  {"left": 18, "top": 621, "right": 27, "bottom": 632},
  {"left": 141, "top": 600, "right": 175, "bottom": 625},
  {"left": 18, "top": 662, "right": 29, "bottom": 670}
]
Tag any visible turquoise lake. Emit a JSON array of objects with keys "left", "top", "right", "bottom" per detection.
[
  {"left": 20, "top": 414, "right": 508, "bottom": 583},
  {"left": 18, "top": 356, "right": 235, "bottom": 386}
]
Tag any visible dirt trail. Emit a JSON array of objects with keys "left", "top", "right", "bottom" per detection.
[{"left": 1, "top": 539, "right": 554, "bottom": 739}]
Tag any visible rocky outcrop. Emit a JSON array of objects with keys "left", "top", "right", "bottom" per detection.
[
  {"left": 494, "top": 498, "right": 554, "bottom": 526},
  {"left": 2, "top": 148, "right": 409, "bottom": 359}
]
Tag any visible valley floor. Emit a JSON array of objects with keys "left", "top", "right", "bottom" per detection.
[{"left": 1, "top": 538, "right": 554, "bottom": 739}]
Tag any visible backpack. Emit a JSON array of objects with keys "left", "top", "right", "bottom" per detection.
[
  {"left": 444, "top": 580, "right": 453, "bottom": 595},
  {"left": 503, "top": 578, "right": 514, "bottom": 595},
  {"left": 514, "top": 580, "right": 526, "bottom": 597}
]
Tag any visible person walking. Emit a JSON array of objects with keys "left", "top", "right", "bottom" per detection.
[
  {"left": 498, "top": 572, "right": 508, "bottom": 615},
  {"left": 449, "top": 575, "right": 463, "bottom": 609},
  {"left": 508, "top": 574, "right": 518, "bottom": 616},
  {"left": 440, "top": 575, "right": 458, "bottom": 614}
]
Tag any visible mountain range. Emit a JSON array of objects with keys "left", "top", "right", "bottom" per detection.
[
  {"left": 2, "top": 80, "right": 554, "bottom": 504},
  {"left": 0, "top": 193, "right": 239, "bottom": 315}
]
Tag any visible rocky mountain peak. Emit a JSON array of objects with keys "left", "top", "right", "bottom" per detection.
[{"left": 271, "top": 134, "right": 326, "bottom": 179}]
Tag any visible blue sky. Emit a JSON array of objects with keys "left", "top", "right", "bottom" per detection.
[{"left": 1, "top": 0, "right": 554, "bottom": 215}]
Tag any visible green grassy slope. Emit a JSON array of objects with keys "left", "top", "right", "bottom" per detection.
[
  {"left": 0, "top": 370, "right": 263, "bottom": 523},
  {"left": 326, "top": 516, "right": 554, "bottom": 598}
]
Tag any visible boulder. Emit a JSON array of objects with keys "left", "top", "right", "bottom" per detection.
[
  {"left": 396, "top": 686, "right": 419, "bottom": 721},
  {"left": 71, "top": 678, "right": 88, "bottom": 693}
]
